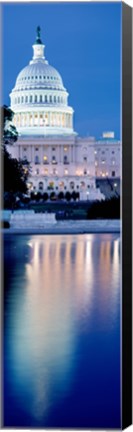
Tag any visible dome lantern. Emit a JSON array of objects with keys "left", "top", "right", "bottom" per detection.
[
  {"left": 35, "top": 26, "right": 42, "bottom": 45},
  {"left": 31, "top": 25, "right": 46, "bottom": 64}
]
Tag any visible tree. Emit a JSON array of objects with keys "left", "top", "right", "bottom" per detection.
[
  {"left": 65, "top": 191, "right": 71, "bottom": 202},
  {"left": 2, "top": 105, "right": 18, "bottom": 146},
  {"left": 2, "top": 105, "right": 29, "bottom": 197},
  {"left": 4, "top": 149, "right": 29, "bottom": 194},
  {"left": 71, "top": 190, "right": 77, "bottom": 201}
]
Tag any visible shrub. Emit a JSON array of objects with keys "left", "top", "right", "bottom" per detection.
[
  {"left": 43, "top": 192, "right": 48, "bottom": 202},
  {"left": 50, "top": 191, "right": 56, "bottom": 201},
  {"left": 2, "top": 221, "right": 10, "bottom": 228},
  {"left": 58, "top": 191, "right": 64, "bottom": 200}
]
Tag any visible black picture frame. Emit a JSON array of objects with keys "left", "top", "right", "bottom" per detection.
[{"left": 122, "top": 2, "right": 132, "bottom": 429}]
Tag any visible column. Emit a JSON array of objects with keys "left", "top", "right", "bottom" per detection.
[
  {"left": 49, "top": 112, "right": 52, "bottom": 126},
  {"left": 41, "top": 145, "right": 43, "bottom": 165},
  {"left": 18, "top": 144, "right": 21, "bottom": 159},
  {"left": 71, "top": 145, "right": 73, "bottom": 163},
  {"left": 48, "top": 112, "right": 50, "bottom": 126},
  {"left": 20, "top": 145, "right": 23, "bottom": 160},
  {"left": 59, "top": 145, "right": 61, "bottom": 163},
  {"left": 30, "top": 145, "right": 32, "bottom": 162},
  {"left": 32, "top": 145, "right": 34, "bottom": 163},
  {"left": 26, "top": 113, "right": 29, "bottom": 127}
]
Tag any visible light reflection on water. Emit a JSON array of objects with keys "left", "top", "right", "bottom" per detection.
[{"left": 4, "top": 234, "right": 121, "bottom": 428}]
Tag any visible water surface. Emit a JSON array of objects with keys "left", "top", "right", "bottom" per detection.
[{"left": 4, "top": 234, "right": 121, "bottom": 428}]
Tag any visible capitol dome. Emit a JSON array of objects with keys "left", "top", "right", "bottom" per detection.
[{"left": 10, "top": 26, "right": 75, "bottom": 136}]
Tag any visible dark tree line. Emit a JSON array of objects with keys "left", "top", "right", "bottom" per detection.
[{"left": 87, "top": 196, "right": 120, "bottom": 219}]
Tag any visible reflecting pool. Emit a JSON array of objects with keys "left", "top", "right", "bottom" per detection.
[{"left": 4, "top": 234, "right": 121, "bottom": 428}]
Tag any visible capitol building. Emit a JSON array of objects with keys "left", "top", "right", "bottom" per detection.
[{"left": 9, "top": 27, "right": 121, "bottom": 200}]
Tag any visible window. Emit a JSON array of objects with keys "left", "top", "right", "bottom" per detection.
[
  {"left": 45, "top": 95, "right": 47, "bottom": 103},
  {"left": 40, "top": 95, "right": 42, "bottom": 103},
  {"left": 48, "top": 181, "right": 54, "bottom": 190},
  {"left": 35, "top": 168, "right": 39, "bottom": 175},
  {"left": 18, "top": 97, "right": 20, "bottom": 103},
  {"left": 52, "top": 147, "right": 55, "bottom": 151},
  {"left": 25, "top": 96, "right": 28, "bottom": 103},
  {"left": 21, "top": 96, "right": 24, "bottom": 103},
  {"left": 52, "top": 156, "right": 56, "bottom": 164},
  {"left": 50, "top": 95, "right": 52, "bottom": 103},
  {"left": 70, "top": 181, "right": 74, "bottom": 190},
  {"left": 35, "top": 95, "right": 37, "bottom": 103},
  {"left": 35, "top": 155, "right": 39, "bottom": 165},
  {"left": 84, "top": 170, "right": 87, "bottom": 175},
  {"left": 35, "top": 148, "right": 38, "bottom": 151},
  {"left": 24, "top": 148, "right": 27, "bottom": 152},
  {"left": 40, "top": 114, "right": 43, "bottom": 126},
  {"left": 39, "top": 181, "right": 43, "bottom": 191},
  {"left": 83, "top": 157, "right": 87, "bottom": 162},
  {"left": 112, "top": 171, "right": 115, "bottom": 177},
  {"left": 64, "top": 155, "right": 68, "bottom": 164},
  {"left": 112, "top": 151, "right": 115, "bottom": 154},
  {"left": 34, "top": 114, "right": 38, "bottom": 126},
  {"left": 58, "top": 96, "right": 60, "bottom": 103},
  {"left": 43, "top": 155, "right": 48, "bottom": 163},
  {"left": 30, "top": 95, "right": 32, "bottom": 103},
  {"left": 54, "top": 96, "right": 56, "bottom": 103},
  {"left": 102, "top": 151, "right": 105, "bottom": 154},
  {"left": 39, "top": 76, "right": 42, "bottom": 79},
  {"left": 80, "top": 181, "right": 85, "bottom": 188},
  {"left": 59, "top": 181, "right": 64, "bottom": 188}
]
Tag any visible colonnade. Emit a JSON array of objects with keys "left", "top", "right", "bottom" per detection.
[{"left": 14, "top": 111, "right": 73, "bottom": 129}]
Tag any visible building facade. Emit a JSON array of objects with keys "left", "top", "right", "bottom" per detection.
[{"left": 8, "top": 27, "right": 121, "bottom": 200}]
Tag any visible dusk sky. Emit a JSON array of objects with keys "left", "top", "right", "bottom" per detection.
[{"left": 2, "top": 2, "right": 121, "bottom": 138}]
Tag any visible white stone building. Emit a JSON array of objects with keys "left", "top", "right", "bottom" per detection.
[{"left": 8, "top": 27, "right": 121, "bottom": 200}]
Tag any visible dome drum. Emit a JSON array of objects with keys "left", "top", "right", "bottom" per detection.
[{"left": 10, "top": 90, "right": 68, "bottom": 108}]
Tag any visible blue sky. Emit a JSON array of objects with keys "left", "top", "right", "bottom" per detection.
[{"left": 2, "top": 2, "right": 121, "bottom": 138}]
